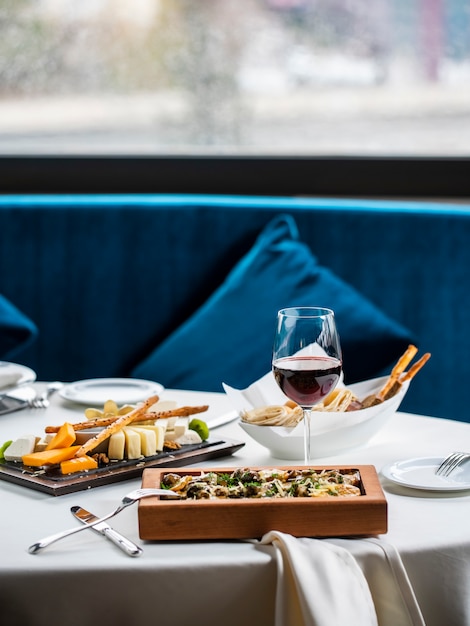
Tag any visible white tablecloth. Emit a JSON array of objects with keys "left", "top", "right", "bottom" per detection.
[{"left": 1, "top": 386, "right": 469, "bottom": 626}]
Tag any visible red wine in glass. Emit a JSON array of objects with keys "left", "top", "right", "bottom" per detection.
[
  {"left": 273, "top": 356, "right": 342, "bottom": 407},
  {"left": 272, "top": 307, "right": 342, "bottom": 464}
]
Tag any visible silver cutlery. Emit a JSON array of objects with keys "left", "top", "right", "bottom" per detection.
[
  {"left": 28, "top": 487, "right": 180, "bottom": 554},
  {"left": 0, "top": 386, "right": 38, "bottom": 415},
  {"left": 28, "top": 381, "right": 64, "bottom": 408},
  {"left": 435, "top": 451, "right": 470, "bottom": 477},
  {"left": 0, "top": 395, "right": 29, "bottom": 415},
  {"left": 71, "top": 505, "right": 143, "bottom": 557}
]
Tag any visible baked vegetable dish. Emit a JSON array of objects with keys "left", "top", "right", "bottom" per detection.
[{"left": 161, "top": 467, "right": 362, "bottom": 499}]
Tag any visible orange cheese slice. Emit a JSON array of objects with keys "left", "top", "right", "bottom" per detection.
[
  {"left": 22, "top": 445, "right": 81, "bottom": 467},
  {"left": 60, "top": 455, "right": 98, "bottom": 475},
  {"left": 45, "top": 422, "right": 76, "bottom": 450}
]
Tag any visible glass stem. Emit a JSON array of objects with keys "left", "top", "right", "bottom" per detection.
[{"left": 303, "top": 408, "right": 312, "bottom": 465}]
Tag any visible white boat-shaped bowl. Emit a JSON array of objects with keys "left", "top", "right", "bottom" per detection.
[{"left": 238, "top": 375, "right": 409, "bottom": 460}]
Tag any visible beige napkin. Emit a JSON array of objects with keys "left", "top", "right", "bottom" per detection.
[{"left": 260, "top": 531, "right": 425, "bottom": 626}]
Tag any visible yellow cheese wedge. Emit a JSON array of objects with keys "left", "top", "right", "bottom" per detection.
[
  {"left": 108, "top": 430, "right": 126, "bottom": 460},
  {"left": 131, "top": 427, "right": 157, "bottom": 457},
  {"left": 123, "top": 428, "right": 142, "bottom": 459}
]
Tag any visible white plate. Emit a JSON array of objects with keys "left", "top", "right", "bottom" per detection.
[
  {"left": 382, "top": 457, "right": 470, "bottom": 492},
  {"left": 59, "top": 378, "right": 164, "bottom": 406},
  {"left": 0, "top": 361, "right": 36, "bottom": 395}
]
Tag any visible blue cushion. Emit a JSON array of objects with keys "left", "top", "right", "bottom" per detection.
[
  {"left": 0, "top": 294, "right": 38, "bottom": 359},
  {"left": 132, "top": 215, "right": 414, "bottom": 391}
]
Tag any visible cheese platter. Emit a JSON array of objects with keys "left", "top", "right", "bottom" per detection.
[
  {"left": 0, "top": 438, "right": 245, "bottom": 496},
  {"left": 0, "top": 394, "right": 245, "bottom": 496}
]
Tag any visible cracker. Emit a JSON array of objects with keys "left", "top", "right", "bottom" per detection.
[
  {"left": 312, "top": 388, "right": 356, "bottom": 412},
  {"left": 241, "top": 404, "right": 303, "bottom": 426}
]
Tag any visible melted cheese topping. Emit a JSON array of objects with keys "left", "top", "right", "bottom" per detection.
[{"left": 161, "top": 468, "right": 362, "bottom": 499}]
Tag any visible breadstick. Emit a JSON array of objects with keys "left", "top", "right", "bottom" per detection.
[
  {"left": 45, "top": 404, "right": 209, "bottom": 434},
  {"left": 376, "top": 379, "right": 402, "bottom": 402},
  {"left": 376, "top": 376, "right": 401, "bottom": 402},
  {"left": 380, "top": 379, "right": 403, "bottom": 402},
  {"left": 400, "top": 353, "right": 431, "bottom": 382},
  {"left": 377, "top": 348, "right": 431, "bottom": 403},
  {"left": 45, "top": 404, "right": 209, "bottom": 433},
  {"left": 376, "top": 344, "right": 418, "bottom": 401},
  {"left": 391, "top": 344, "right": 418, "bottom": 377},
  {"left": 45, "top": 420, "right": 109, "bottom": 433},
  {"left": 145, "top": 405, "right": 209, "bottom": 419},
  {"left": 74, "top": 395, "right": 159, "bottom": 457}
]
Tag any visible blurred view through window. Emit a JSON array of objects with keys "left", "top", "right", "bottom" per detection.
[{"left": 1, "top": 0, "right": 469, "bottom": 156}]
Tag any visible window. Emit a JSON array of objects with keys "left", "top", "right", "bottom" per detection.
[{"left": 1, "top": 0, "right": 469, "bottom": 195}]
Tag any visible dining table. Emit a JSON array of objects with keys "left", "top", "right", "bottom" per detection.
[{"left": 1, "top": 382, "right": 469, "bottom": 626}]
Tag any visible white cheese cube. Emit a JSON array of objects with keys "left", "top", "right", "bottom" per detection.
[
  {"left": 148, "top": 400, "right": 178, "bottom": 412},
  {"left": 131, "top": 427, "right": 157, "bottom": 457},
  {"left": 157, "top": 417, "right": 177, "bottom": 432},
  {"left": 164, "top": 422, "right": 188, "bottom": 442},
  {"left": 137, "top": 425, "right": 165, "bottom": 451},
  {"left": 4, "top": 435, "right": 38, "bottom": 462},
  {"left": 108, "top": 430, "right": 126, "bottom": 460},
  {"left": 123, "top": 428, "right": 142, "bottom": 459},
  {"left": 34, "top": 434, "right": 54, "bottom": 452},
  {"left": 176, "top": 430, "right": 203, "bottom": 445}
]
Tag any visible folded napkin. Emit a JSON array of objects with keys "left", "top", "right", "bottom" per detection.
[{"left": 259, "top": 531, "right": 425, "bottom": 626}]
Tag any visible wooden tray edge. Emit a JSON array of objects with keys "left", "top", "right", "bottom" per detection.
[{"left": 139, "top": 464, "right": 388, "bottom": 540}]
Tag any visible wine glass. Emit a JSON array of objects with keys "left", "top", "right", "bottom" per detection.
[{"left": 272, "top": 307, "right": 342, "bottom": 465}]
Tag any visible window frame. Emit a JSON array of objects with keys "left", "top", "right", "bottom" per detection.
[{"left": 1, "top": 155, "right": 469, "bottom": 198}]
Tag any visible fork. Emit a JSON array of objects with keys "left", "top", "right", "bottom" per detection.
[
  {"left": 28, "top": 381, "right": 64, "bottom": 408},
  {"left": 435, "top": 451, "right": 470, "bottom": 477},
  {"left": 28, "top": 488, "right": 180, "bottom": 554}
]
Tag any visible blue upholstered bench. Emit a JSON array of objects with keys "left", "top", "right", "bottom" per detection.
[{"left": 1, "top": 194, "right": 468, "bottom": 423}]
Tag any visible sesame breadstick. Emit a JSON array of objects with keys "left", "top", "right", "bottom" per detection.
[
  {"left": 74, "top": 395, "right": 159, "bottom": 457},
  {"left": 45, "top": 404, "right": 209, "bottom": 434}
]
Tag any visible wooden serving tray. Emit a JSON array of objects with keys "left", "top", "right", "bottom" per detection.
[{"left": 138, "top": 465, "right": 387, "bottom": 540}]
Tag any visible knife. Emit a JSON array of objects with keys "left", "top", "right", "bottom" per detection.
[{"left": 71, "top": 505, "right": 143, "bottom": 557}]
